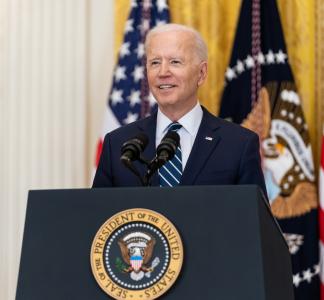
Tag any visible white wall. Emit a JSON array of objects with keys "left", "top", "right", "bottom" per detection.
[{"left": 0, "top": 0, "right": 115, "bottom": 299}]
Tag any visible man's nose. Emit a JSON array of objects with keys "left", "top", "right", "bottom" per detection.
[{"left": 158, "top": 61, "right": 170, "bottom": 77}]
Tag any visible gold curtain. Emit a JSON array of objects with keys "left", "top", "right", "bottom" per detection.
[
  {"left": 114, "top": 0, "right": 322, "bottom": 167},
  {"left": 316, "top": 0, "right": 324, "bottom": 165}
]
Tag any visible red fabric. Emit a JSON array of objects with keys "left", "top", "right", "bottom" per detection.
[
  {"left": 95, "top": 139, "right": 103, "bottom": 167},
  {"left": 320, "top": 208, "right": 324, "bottom": 243}
]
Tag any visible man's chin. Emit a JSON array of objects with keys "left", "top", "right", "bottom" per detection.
[
  {"left": 155, "top": 96, "right": 178, "bottom": 105},
  {"left": 156, "top": 101, "right": 180, "bottom": 111}
]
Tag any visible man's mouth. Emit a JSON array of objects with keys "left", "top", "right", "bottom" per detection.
[{"left": 158, "top": 84, "right": 176, "bottom": 90}]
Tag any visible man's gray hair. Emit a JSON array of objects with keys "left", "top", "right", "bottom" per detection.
[{"left": 145, "top": 23, "right": 208, "bottom": 61}]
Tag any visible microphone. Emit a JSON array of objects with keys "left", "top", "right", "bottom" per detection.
[
  {"left": 143, "top": 131, "right": 180, "bottom": 185},
  {"left": 156, "top": 131, "right": 180, "bottom": 166},
  {"left": 120, "top": 133, "right": 149, "bottom": 163}
]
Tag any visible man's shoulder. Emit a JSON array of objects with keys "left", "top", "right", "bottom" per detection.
[
  {"left": 217, "top": 117, "right": 257, "bottom": 138},
  {"left": 105, "top": 113, "right": 155, "bottom": 140},
  {"left": 202, "top": 107, "right": 258, "bottom": 139}
]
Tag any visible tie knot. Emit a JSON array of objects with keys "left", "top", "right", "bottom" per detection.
[{"left": 167, "top": 122, "right": 182, "bottom": 132}]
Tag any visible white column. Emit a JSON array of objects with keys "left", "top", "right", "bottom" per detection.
[
  {"left": 87, "top": 0, "right": 115, "bottom": 175},
  {"left": 0, "top": 0, "right": 115, "bottom": 299}
]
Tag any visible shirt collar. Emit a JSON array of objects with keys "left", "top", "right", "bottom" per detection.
[
  {"left": 178, "top": 102, "right": 203, "bottom": 136},
  {"left": 156, "top": 102, "right": 203, "bottom": 139}
]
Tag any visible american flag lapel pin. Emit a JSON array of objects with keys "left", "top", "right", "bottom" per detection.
[{"left": 205, "top": 136, "right": 213, "bottom": 141}]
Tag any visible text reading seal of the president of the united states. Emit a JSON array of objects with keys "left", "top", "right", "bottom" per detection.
[{"left": 90, "top": 208, "right": 183, "bottom": 300}]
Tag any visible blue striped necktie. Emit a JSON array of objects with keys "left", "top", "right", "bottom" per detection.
[{"left": 159, "top": 122, "right": 182, "bottom": 187}]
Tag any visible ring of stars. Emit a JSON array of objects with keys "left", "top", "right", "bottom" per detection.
[
  {"left": 104, "top": 222, "right": 170, "bottom": 290},
  {"left": 225, "top": 49, "right": 288, "bottom": 82}
]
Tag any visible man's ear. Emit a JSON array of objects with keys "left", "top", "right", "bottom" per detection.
[{"left": 197, "top": 61, "right": 208, "bottom": 86}]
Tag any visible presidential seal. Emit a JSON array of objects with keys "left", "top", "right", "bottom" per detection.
[{"left": 90, "top": 208, "right": 183, "bottom": 300}]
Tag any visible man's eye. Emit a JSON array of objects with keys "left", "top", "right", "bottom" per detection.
[
  {"left": 151, "top": 61, "right": 160, "bottom": 66},
  {"left": 171, "top": 60, "right": 181, "bottom": 64}
]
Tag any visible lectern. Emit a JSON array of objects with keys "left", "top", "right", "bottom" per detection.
[{"left": 16, "top": 185, "right": 294, "bottom": 300}]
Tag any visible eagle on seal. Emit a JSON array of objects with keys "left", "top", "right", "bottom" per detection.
[{"left": 118, "top": 232, "right": 156, "bottom": 280}]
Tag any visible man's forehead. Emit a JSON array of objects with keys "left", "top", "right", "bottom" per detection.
[
  {"left": 148, "top": 30, "right": 194, "bottom": 43},
  {"left": 147, "top": 47, "right": 187, "bottom": 58},
  {"left": 146, "top": 32, "right": 195, "bottom": 55}
]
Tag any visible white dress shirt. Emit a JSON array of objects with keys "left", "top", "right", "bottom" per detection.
[{"left": 155, "top": 102, "right": 203, "bottom": 170}]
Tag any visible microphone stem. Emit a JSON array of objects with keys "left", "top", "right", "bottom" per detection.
[
  {"left": 143, "top": 159, "right": 158, "bottom": 186},
  {"left": 121, "top": 159, "right": 146, "bottom": 186},
  {"left": 143, "top": 156, "right": 167, "bottom": 186}
]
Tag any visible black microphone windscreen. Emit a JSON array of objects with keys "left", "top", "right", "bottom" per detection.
[
  {"left": 134, "top": 132, "right": 149, "bottom": 150},
  {"left": 163, "top": 131, "right": 180, "bottom": 144},
  {"left": 157, "top": 131, "right": 180, "bottom": 158},
  {"left": 121, "top": 133, "right": 149, "bottom": 161}
]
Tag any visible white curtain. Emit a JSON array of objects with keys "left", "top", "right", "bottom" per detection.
[{"left": 0, "top": 0, "right": 115, "bottom": 298}]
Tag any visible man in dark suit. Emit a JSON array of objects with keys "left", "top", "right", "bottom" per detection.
[{"left": 93, "top": 23, "right": 267, "bottom": 197}]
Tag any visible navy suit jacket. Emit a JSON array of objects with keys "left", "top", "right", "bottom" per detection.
[{"left": 93, "top": 107, "right": 267, "bottom": 197}]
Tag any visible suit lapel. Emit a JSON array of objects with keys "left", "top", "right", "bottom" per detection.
[
  {"left": 180, "top": 108, "right": 221, "bottom": 185},
  {"left": 137, "top": 112, "right": 159, "bottom": 186}
]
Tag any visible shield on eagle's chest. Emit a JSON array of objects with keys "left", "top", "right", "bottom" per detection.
[{"left": 130, "top": 255, "right": 143, "bottom": 272}]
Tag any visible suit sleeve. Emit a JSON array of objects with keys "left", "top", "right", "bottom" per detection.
[
  {"left": 92, "top": 134, "right": 113, "bottom": 187},
  {"left": 237, "top": 132, "right": 268, "bottom": 200}
]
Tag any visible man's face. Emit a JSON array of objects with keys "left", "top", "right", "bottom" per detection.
[{"left": 146, "top": 30, "right": 207, "bottom": 117}]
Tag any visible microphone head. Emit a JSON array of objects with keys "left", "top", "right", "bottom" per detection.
[
  {"left": 163, "top": 131, "right": 180, "bottom": 145},
  {"left": 129, "top": 132, "right": 149, "bottom": 152},
  {"left": 121, "top": 133, "right": 149, "bottom": 161},
  {"left": 157, "top": 131, "right": 180, "bottom": 161}
]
